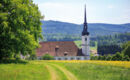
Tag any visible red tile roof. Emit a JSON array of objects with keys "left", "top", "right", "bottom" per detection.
[{"left": 36, "top": 41, "right": 81, "bottom": 57}]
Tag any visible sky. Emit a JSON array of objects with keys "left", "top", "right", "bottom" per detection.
[{"left": 33, "top": 0, "right": 130, "bottom": 24}]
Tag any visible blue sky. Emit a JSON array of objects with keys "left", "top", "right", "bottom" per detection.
[{"left": 33, "top": 0, "right": 130, "bottom": 24}]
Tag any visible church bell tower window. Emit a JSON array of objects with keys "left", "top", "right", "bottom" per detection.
[{"left": 85, "top": 38, "right": 87, "bottom": 41}]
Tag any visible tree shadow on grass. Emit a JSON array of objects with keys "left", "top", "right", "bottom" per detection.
[{"left": 0, "top": 59, "right": 28, "bottom": 64}]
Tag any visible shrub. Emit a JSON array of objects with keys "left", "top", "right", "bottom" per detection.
[
  {"left": 101, "top": 55, "right": 107, "bottom": 60},
  {"left": 42, "top": 54, "right": 54, "bottom": 60},
  {"left": 122, "top": 55, "right": 130, "bottom": 61},
  {"left": 111, "top": 52, "right": 123, "bottom": 61},
  {"left": 28, "top": 54, "right": 37, "bottom": 60},
  {"left": 98, "top": 56, "right": 103, "bottom": 60},
  {"left": 0, "top": 59, "right": 28, "bottom": 64},
  {"left": 91, "top": 56, "right": 98, "bottom": 60},
  {"left": 106, "top": 55, "right": 112, "bottom": 61}
]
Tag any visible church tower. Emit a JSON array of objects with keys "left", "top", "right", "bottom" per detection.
[{"left": 82, "top": 5, "right": 90, "bottom": 59}]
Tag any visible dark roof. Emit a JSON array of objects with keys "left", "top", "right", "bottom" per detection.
[
  {"left": 82, "top": 4, "right": 89, "bottom": 36},
  {"left": 36, "top": 41, "right": 83, "bottom": 57}
]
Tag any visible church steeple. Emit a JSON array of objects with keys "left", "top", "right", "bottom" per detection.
[
  {"left": 81, "top": 4, "right": 90, "bottom": 60},
  {"left": 82, "top": 4, "right": 89, "bottom": 36},
  {"left": 84, "top": 4, "right": 87, "bottom": 23}
]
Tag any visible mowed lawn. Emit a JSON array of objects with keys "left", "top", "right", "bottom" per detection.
[{"left": 0, "top": 60, "right": 130, "bottom": 80}]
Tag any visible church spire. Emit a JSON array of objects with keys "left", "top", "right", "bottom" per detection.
[
  {"left": 82, "top": 4, "right": 89, "bottom": 36},
  {"left": 84, "top": 4, "right": 87, "bottom": 23}
]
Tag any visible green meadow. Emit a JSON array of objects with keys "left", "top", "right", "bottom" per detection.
[{"left": 0, "top": 60, "right": 130, "bottom": 80}]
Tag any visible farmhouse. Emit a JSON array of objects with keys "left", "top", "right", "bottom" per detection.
[{"left": 36, "top": 5, "right": 90, "bottom": 60}]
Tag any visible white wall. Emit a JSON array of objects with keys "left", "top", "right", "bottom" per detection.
[
  {"left": 82, "top": 35, "right": 90, "bottom": 59},
  {"left": 54, "top": 56, "right": 90, "bottom": 60}
]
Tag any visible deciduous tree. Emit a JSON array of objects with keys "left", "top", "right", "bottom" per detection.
[{"left": 0, "top": 0, "right": 43, "bottom": 59}]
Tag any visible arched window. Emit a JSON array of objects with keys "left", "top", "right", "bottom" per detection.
[
  {"left": 71, "top": 57, "right": 74, "bottom": 60},
  {"left": 58, "top": 58, "right": 61, "bottom": 60},
  {"left": 77, "top": 57, "right": 80, "bottom": 60},
  {"left": 65, "top": 58, "right": 68, "bottom": 60},
  {"left": 85, "top": 38, "right": 87, "bottom": 41}
]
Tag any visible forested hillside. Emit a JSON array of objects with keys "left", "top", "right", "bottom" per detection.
[
  {"left": 95, "top": 33, "right": 130, "bottom": 55},
  {"left": 41, "top": 20, "right": 130, "bottom": 41}
]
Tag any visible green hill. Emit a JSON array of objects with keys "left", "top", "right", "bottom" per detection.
[{"left": 41, "top": 20, "right": 130, "bottom": 41}]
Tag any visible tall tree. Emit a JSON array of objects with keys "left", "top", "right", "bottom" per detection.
[
  {"left": 122, "top": 41, "right": 130, "bottom": 57},
  {"left": 0, "top": 0, "right": 43, "bottom": 59}
]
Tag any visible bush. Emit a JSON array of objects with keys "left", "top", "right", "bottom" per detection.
[
  {"left": 0, "top": 59, "right": 28, "bottom": 64},
  {"left": 106, "top": 55, "right": 112, "bottom": 61},
  {"left": 42, "top": 54, "right": 54, "bottom": 60},
  {"left": 111, "top": 52, "right": 123, "bottom": 61},
  {"left": 28, "top": 54, "right": 37, "bottom": 60},
  {"left": 101, "top": 55, "right": 107, "bottom": 60},
  {"left": 91, "top": 52, "right": 130, "bottom": 61},
  {"left": 122, "top": 55, "right": 130, "bottom": 61},
  {"left": 98, "top": 56, "right": 103, "bottom": 60},
  {"left": 91, "top": 56, "right": 98, "bottom": 60}
]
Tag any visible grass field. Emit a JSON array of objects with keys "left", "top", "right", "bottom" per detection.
[{"left": 0, "top": 60, "right": 130, "bottom": 80}]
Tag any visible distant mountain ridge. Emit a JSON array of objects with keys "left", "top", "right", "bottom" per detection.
[{"left": 41, "top": 20, "right": 130, "bottom": 37}]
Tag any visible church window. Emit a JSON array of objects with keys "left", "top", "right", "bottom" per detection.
[
  {"left": 85, "top": 38, "right": 87, "bottom": 41},
  {"left": 64, "top": 53, "right": 67, "bottom": 56},
  {"left": 65, "top": 58, "right": 68, "bottom": 60},
  {"left": 58, "top": 58, "right": 61, "bottom": 60},
  {"left": 77, "top": 57, "right": 80, "bottom": 60},
  {"left": 71, "top": 57, "right": 74, "bottom": 60}
]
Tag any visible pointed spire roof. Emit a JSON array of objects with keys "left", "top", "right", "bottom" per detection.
[
  {"left": 84, "top": 4, "right": 87, "bottom": 23},
  {"left": 82, "top": 4, "right": 89, "bottom": 36}
]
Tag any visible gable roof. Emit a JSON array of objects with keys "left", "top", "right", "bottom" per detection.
[{"left": 36, "top": 41, "right": 81, "bottom": 57}]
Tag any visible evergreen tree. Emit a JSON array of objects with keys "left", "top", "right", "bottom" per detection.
[{"left": 122, "top": 41, "right": 130, "bottom": 57}]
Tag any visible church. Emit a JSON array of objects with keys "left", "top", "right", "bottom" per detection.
[{"left": 36, "top": 5, "right": 90, "bottom": 60}]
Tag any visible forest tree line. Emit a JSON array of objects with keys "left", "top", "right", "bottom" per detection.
[
  {"left": 95, "top": 33, "right": 130, "bottom": 55},
  {"left": 91, "top": 41, "right": 130, "bottom": 61}
]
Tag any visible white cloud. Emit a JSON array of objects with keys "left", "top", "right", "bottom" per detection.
[
  {"left": 34, "top": 1, "right": 130, "bottom": 24},
  {"left": 107, "top": 5, "right": 114, "bottom": 9},
  {"left": 37, "top": 2, "right": 85, "bottom": 24}
]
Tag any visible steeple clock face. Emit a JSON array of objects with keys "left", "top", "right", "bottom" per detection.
[{"left": 85, "top": 38, "right": 87, "bottom": 41}]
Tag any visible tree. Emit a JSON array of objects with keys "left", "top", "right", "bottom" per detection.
[
  {"left": 98, "top": 45, "right": 122, "bottom": 55},
  {"left": 122, "top": 41, "right": 130, "bottom": 57},
  {"left": 0, "top": 0, "right": 43, "bottom": 60}
]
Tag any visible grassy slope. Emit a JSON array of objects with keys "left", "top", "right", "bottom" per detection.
[{"left": 0, "top": 61, "right": 130, "bottom": 80}]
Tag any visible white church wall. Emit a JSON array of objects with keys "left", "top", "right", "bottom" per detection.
[
  {"left": 82, "top": 35, "right": 90, "bottom": 57},
  {"left": 54, "top": 56, "right": 90, "bottom": 60}
]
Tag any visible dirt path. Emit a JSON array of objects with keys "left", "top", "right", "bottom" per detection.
[
  {"left": 51, "top": 64, "right": 78, "bottom": 80},
  {"left": 46, "top": 65, "right": 61, "bottom": 80}
]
